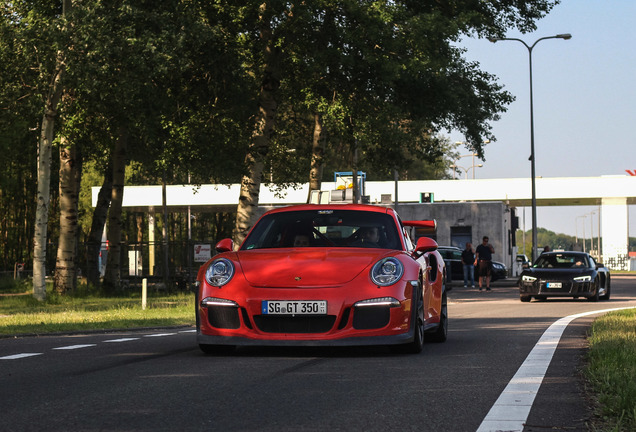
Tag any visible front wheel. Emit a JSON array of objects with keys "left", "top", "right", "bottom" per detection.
[
  {"left": 520, "top": 294, "right": 531, "bottom": 302},
  {"left": 587, "top": 279, "right": 600, "bottom": 302},
  {"left": 426, "top": 291, "right": 448, "bottom": 343},
  {"left": 391, "top": 285, "right": 425, "bottom": 354},
  {"left": 600, "top": 278, "right": 611, "bottom": 300}
]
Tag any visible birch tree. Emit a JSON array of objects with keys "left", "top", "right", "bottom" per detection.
[{"left": 33, "top": 0, "right": 72, "bottom": 301}]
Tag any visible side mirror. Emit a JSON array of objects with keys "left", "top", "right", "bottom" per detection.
[
  {"left": 414, "top": 237, "right": 438, "bottom": 254},
  {"left": 595, "top": 263, "right": 605, "bottom": 269},
  {"left": 215, "top": 238, "right": 234, "bottom": 253}
]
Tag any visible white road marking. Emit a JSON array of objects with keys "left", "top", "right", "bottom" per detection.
[
  {"left": 1, "top": 353, "right": 43, "bottom": 360},
  {"left": 53, "top": 344, "right": 96, "bottom": 350},
  {"left": 0, "top": 330, "right": 193, "bottom": 360},
  {"left": 103, "top": 338, "right": 140, "bottom": 343},
  {"left": 477, "top": 306, "right": 636, "bottom": 432}
]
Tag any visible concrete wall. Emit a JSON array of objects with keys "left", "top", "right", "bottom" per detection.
[{"left": 396, "top": 202, "right": 513, "bottom": 271}]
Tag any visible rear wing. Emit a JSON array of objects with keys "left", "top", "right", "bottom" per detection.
[{"left": 402, "top": 220, "right": 437, "bottom": 229}]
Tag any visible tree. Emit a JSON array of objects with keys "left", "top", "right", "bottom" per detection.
[
  {"left": 33, "top": 0, "right": 71, "bottom": 301},
  {"left": 0, "top": 4, "right": 44, "bottom": 273},
  {"left": 232, "top": 3, "right": 282, "bottom": 246},
  {"left": 54, "top": 134, "right": 82, "bottom": 293},
  {"left": 0, "top": 1, "right": 562, "bottom": 291},
  {"left": 227, "top": 1, "right": 559, "bottom": 244},
  {"left": 83, "top": 160, "right": 112, "bottom": 287}
]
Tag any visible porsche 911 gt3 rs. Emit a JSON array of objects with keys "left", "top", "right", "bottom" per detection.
[{"left": 196, "top": 204, "right": 447, "bottom": 354}]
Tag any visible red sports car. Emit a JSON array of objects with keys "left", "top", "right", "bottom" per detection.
[{"left": 195, "top": 204, "right": 447, "bottom": 354}]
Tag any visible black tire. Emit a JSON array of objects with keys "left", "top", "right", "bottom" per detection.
[
  {"left": 199, "top": 344, "right": 235, "bottom": 355},
  {"left": 520, "top": 294, "right": 531, "bottom": 303},
  {"left": 391, "top": 283, "right": 425, "bottom": 354},
  {"left": 587, "top": 279, "right": 600, "bottom": 302},
  {"left": 426, "top": 290, "right": 448, "bottom": 343},
  {"left": 600, "top": 278, "right": 611, "bottom": 301}
]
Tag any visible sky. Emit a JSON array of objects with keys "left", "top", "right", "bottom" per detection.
[{"left": 447, "top": 0, "right": 636, "bottom": 238}]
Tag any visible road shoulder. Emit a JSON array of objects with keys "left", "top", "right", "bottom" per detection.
[{"left": 524, "top": 316, "right": 595, "bottom": 431}]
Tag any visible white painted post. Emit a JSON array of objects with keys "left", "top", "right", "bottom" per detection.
[{"left": 142, "top": 278, "right": 147, "bottom": 310}]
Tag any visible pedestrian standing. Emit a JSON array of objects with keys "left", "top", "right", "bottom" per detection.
[
  {"left": 475, "top": 236, "right": 495, "bottom": 291},
  {"left": 461, "top": 242, "right": 475, "bottom": 288}
]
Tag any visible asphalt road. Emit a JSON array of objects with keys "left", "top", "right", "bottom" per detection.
[{"left": 2, "top": 276, "right": 635, "bottom": 432}]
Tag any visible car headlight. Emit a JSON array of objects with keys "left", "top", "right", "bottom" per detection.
[
  {"left": 205, "top": 258, "right": 235, "bottom": 286},
  {"left": 522, "top": 275, "right": 537, "bottom": 282},
  {"left": 371, "top": 257, "right": 404, "bottom": 286},
  {"left": 573, "top": 275, "right": 591, "bottom": 282},
  {"left": 492, "top": 263, "right": 504, "bottom": 270}
]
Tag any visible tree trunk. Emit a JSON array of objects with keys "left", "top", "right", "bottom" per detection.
[
  {"left": 103, "top": 129, "right": 128, "bottom": 294},
  {"left": 54, "top": 136, "right": 82, "bottom": 294},
  {"left": 307, "top": 113, "right": 326, "bottom": 202},
  {"left": 85, "top": 161, "right": 113, "bottom": 287},
  {"left": 32, "top": 53, "right": 66, "bottom": 301},
  {"left": 233, "top": 4, "right": 280, "bottom": 247},
  {"left": 32, "top": 0, "right": 72, "bottom": 301}
]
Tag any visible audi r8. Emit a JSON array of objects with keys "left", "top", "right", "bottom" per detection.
[{"left": 518, "top": 251, "right": 610, "bottom": 302}]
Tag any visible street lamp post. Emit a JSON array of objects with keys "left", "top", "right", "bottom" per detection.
[
  {"left": 589, "top": 212, "right": 593, "bottom": 256},
  {"left": 451, "top": 153, "right": 479, "bottom": 179},
  {"left": 576, "top": 215, "right": 587, "bottom": 253},
  {"left": 466, "top": 164, "right": 483, "bottom": 179},
  {"left": 454, "top": 140, "right": 490, "bottom": 179},
  {"left": 450, "top": 163, "right": 483, "bottom": 179},
  {"left": 488, "top": 34, "right": 571, "bottom": 262}
]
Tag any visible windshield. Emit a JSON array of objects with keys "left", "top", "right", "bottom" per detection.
[
  {"left": 533, "top": 253, "right": 590, "bottom": 269},
  {"left": 241, "top": 209, "right": 402, "bottom": 250}
]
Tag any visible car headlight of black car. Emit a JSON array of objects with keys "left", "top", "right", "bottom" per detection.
[
  {"left": 371, "top": 257, "right": 404, "bottom": 286},
  {"left": 492, "top": 262, "right": 504, "bottom": 271},
  {"left": 521, "top": 275, "right": 537, "bottom": 282},
  {"left": 205, "top": 258, "right": 235, "bottom": 286},
  {"left": 573, "top": 275, "right": 591, "bottom": 282}
]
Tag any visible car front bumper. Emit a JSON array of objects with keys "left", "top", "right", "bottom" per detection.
[{"left": 519, "top": 280, "right": 594, "bottom": 297}]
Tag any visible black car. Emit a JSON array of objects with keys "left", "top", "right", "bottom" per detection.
[
  {"left": 518, "top": 251, "right": 610, "bottom": 302},
  {"left": 437, "top": 246, "right": 507, "bottom": 285}
]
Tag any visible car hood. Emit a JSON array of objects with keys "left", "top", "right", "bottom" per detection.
[{"left": 235, "top": 248, "right": 394, "bottom": 287}]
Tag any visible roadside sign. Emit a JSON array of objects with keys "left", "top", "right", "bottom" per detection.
[{"left": 194, "top": 244, "right": 212, "bottom": 262}]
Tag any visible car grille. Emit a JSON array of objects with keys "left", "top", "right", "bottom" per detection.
[
  {"left": 352, "top": 306, "right": 390, "bottom": 330},
  {"left": 253, "top": 315, "right": 337, "bottom": 333},
  {"left": 206, "top": 305, "right": 241, "bottom": 329}
]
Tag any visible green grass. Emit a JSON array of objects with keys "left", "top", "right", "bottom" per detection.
[
  {"left": 586, "top": 308, "right": 636, "bottom": 431},
  {"left": 0, "top": 279, "right": 195, "bottom": 336}
]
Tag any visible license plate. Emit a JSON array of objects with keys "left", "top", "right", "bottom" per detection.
[
  {"left": 547, "top": 282, "right": 562, "bottom": 288},
  {"left": 262, "top": 300, "right": 327, "bottom": 315}
]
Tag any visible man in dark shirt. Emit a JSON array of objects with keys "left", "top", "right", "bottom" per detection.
[
  {"left": 461, "top": 243, "right": 475, "bottom": 288},
  {"left": 475, "top": 236, "right": 495, "bottom": 291}
]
